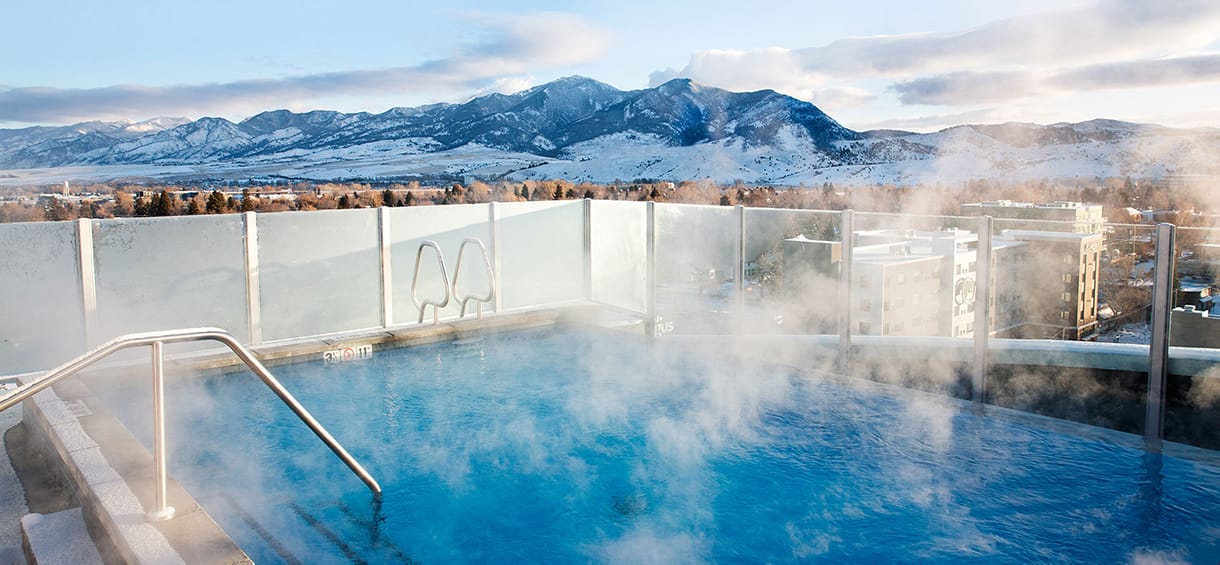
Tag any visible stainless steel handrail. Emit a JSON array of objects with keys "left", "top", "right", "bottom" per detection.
[
  {"left": 0, "top": 327, "right": 382, "bottom": 522},
  {"left": 411, "top": 240, "right": 451, "bottom": 325},
  {"left": 451, "top": 238, "right": 496, "bottom": 319}
]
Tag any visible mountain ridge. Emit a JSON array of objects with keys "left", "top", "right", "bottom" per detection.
[{"left": 1, "top": 76, "right": 1217, "bottom": 186}]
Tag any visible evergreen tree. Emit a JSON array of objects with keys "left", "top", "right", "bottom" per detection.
[
  {"left": 43, "top": 198, "right": 71, "bottom": 221},
  {"left": 404, "top": 191, "right": 415, "bottom": 206},
  {"left": 381, "top": 188, "right": 395, "bottom": 207},
  {"left": 240, "top": 189, "right": 256, "bottom": 212},
  {"left": 338, "top": 194, "right": 351, "bottom": 209},
  {"left": 206, "top": 190, "right": 227, "bottom": 214},
  {"left": 186, "top": 198, "right": 202, "bottom": 215},
  {"left": 155, "top": 189, "right": 176, "bottom": 216}
]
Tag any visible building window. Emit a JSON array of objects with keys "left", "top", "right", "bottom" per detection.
[
  {"left": 861, "top": 298, "right": 871, "bottom": 312},
  {"left": 859, "top": 322, "right": 870, "bottom": 335},
  {"left": 1061, "top": 292, "right": 1072, "bottom": 302}
]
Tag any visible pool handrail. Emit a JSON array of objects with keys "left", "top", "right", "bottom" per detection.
[
  {"left": 0, "top": 327, "right": 383, "bottom": 522},
  {"left": 411, "top": 240, "right": 451, "bottom": 325},
  {"left": 452, "top": 238, "right": 496, "bottom": 319}
]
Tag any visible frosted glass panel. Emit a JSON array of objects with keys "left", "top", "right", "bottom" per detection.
[
  {"left": 258, "top": 209, "right": 380, "bottom": 341},
  {"left": 387, "top": 205, "right": 492, "bottom": 324},
  {"left": 590, "top": 201, "right": 646, "bottom": 313},
  {"left": 499, "top": 201, "right": 584, "bottom": 310},
  {"left": 653, "top": 204, "right": 736, "bottom": 334},
  {"left": 742, "top": 208, "right": 840, "bottom": 335},
  {"left": 0, "top": 222, "right": 83, "bottom": 373},
  {"left": 93, "top": 216, "right": 247, "bottom": 343}
]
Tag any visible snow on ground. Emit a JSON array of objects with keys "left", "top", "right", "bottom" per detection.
[{"left": 1094, "top": 322, "right": 1152, "bottom": 344}]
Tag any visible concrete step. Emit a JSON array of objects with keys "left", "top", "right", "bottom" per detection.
[{"left": 20, "top": 508, "right": 102, "bottom": 565}]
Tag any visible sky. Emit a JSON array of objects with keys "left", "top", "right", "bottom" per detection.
[{"left": 2, "top": 0, "right": 1219, "bottom": 132}]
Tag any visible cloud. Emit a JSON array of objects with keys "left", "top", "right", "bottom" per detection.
[
  {"left": 892, "top": 71, "right": 1038, "bottom": 106},
  {"left": 0, "top": 12, "right": 610, "bottom": 125},
  {"left": 1049, "top": 54, "right": 1220, "bottom": 90},
  {"left": 650, "top": 0, "right": 1220, "bottom": 109}
]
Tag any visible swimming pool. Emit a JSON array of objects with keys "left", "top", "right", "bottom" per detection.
[{"left": 100, "top": 328, "right": 1220, "bottom": 563}]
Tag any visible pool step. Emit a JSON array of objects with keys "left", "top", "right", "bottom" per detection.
[
  {"left": 215, "top": 494, "right": 418, "bottom": 565},
  {"left": 19, "top": 508, "right": 102, "bottom": 565}
]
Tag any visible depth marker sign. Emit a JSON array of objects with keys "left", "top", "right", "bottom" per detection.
[{"left": 323, "top": 344, "right": 373, "bottom": 364}]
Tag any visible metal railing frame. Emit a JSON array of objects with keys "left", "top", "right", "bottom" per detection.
[{"left": 0, "top": 327, "right": 382, "bottom": 522}]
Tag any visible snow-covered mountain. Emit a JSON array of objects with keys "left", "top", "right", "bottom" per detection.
[{"left": 1, "top": 77, "right": 1217, "bottom": 186}]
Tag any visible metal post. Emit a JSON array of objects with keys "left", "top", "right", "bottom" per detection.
[
  {"left": 972, "top": 215, "right": 993, "bottom": 403},
  {"left": 583, "top": 198, "right": 593, "bottom": 301},
  {"left": 838, "top": 210, "right": 854, "bottom": 374},
  {"left": 733, "top": 205, "right": 746, "bottom": 334},
  {"left": 489, "top": 203, "right": 502, "bottom": 313},
  {"left": 646, "top": 201, "right": 657, "bottom": 338},
  {"left": 147, "top": 340, "right": 175, "bottom": 521},
  {"left": 378, "top": 207, "right": 393, "bottom": 327},
  {"left": 1145, "top": 223, "right": 1175, "bottom": 447},
  {"left": 242, "top": 212, "right": 262, "bottom": 345},
  {"left": 77, "top": 218, "right": 98, "bottom": 349}
]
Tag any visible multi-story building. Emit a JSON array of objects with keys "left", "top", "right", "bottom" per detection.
[
  {"left": 992, "top": 230, "right": 1104, "bottom": 340},
  {"left": 781, "top": 227, "right": 1101, "bottom": 340},
  {"left": 784, "top": 230, "right": 1020, "bottom": 338},
  {"left": 960, "top": 200, "right": 1104, "bottom": 234}
]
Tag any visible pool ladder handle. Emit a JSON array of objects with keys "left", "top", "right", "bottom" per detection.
[
  {"left": 411, "top": 241, "right": 451, "bottom": 325},
  {"left": 452, "top": 238, "right": 496, "bottom": 320},
  {"left": 0, "top": 327, "right": 383, "bottom": 522},
  {"left": 410, "top": 238, "right": 498, "bottom": 325}
]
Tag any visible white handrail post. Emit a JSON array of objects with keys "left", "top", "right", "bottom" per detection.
[
  {"left": 1146, "top": 222, "right": 1175, "bottom": 448},
  {"left": 583, "top": 198, "right": 593, "bottom": 301},
  {"left": 147, "top": 340, "right": 175, "bottom": 521},
  {"left": 646, "top": 201, "right": 657, "bottom": 338},
  {"left": 838, "top": 210, "right": 854, "bottom": 375},
  {"left": 378, "top": 207, "right": 393, "bottom": 328},
  {"left": 973, "top": 215, "right": 993, "bottom": 403},
  {"left": 77, "top": 218, "right": 98, "bottom": 349},
  {"left": 243, "top": 212, "right": 262, "bottom": 346},
  {"left": 489, "top": 203, "right": 502, "bottom": 313},
  {"left": 734, "top": 205, "right": 746, "bottom": 334}
]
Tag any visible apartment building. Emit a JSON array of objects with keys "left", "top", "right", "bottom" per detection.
[
  {"left": 961, "top": 200, "right": 1105, "bottom": 234},
  {"left": 993, "top": 230, "right": 1104, "bottom": 340}
]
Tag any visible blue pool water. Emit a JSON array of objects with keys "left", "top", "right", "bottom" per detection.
[{"left": 102, "top": 329, "right": 1220, "bottom": 563}]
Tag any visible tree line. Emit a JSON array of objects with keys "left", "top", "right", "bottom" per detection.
[{"left": 0, "top": 176, "right": 1214, "bottom": 225}]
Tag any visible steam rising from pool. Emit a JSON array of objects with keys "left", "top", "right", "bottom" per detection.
[{"left": 93, "top": 329, "right": 1220, "bottom": 563}]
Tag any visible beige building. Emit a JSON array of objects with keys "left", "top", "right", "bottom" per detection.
[
  {"left": 960, "top": 200, "right": 1104, "bottom": 234},
  {"left": 993, "top": 230, "right": 1104, "bottom": 340}
]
